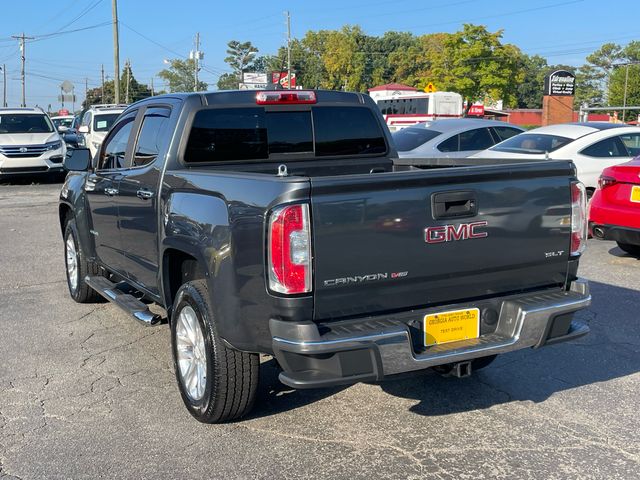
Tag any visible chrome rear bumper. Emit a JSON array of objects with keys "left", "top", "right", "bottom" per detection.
[{"left": 271, "top": 279, "right": 591, "bottom": 388}]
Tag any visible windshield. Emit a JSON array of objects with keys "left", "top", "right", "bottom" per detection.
[
  {"left": 491, "top": 133, "right": 573, "bottom": 154},
  {"left": 52, "top": 117, "right": 74, "bottom": 129},
  {"left": 93, "top": 113, "right": 121, "bottom": 132},
  {"left": 392, "top": 127, "right": 442, "bottom": 152},
  {"left": 0, "top": 114, "right": 54, "bottom": 134}
]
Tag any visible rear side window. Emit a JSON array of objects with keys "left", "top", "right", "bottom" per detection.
[
  {"left": 133, "top": 107, "right": 171, "bottom": 167},
  {"left": 392, "top": 128, "right": 442, "bottom": 152},
  {"left": 581, "top": 137, "right": 628, "bottom": 158},
  {"left": 619, "top": 133, "right": 640, "bottom": 157},
  {"left": 184, "top": 106, "right": 386, "bottom": 163},
  {"left": 313, "top": 107, "right": 386, "bottom": 156},
  {"left": 492, "top": 126, "right": 522, "bottom": 142},
  {"left": 458, "top": 128, "right": 494, "bottom": 151}
]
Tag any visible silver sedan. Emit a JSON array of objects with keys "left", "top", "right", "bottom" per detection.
[{"left": 392, "top": 118, "right": 524, "bottom": 158}]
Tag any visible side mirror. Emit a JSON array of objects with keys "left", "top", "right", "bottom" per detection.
[
  {"left": 78, "top": 125, "right": 89, "bottom": 134},
  {"left": 64, "top": 147, "right": 91, "bottom": 172},
  {"left": 57, "top": 125, "right": 69, "bottom": 133}
]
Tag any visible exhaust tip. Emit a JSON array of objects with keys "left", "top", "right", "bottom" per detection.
[{"left": 593, "top": 226, "right": 605, "bottom": 239}]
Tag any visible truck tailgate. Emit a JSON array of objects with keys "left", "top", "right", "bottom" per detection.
[{"left": 310, "top": 161, "right": 574, "bottom": 320}]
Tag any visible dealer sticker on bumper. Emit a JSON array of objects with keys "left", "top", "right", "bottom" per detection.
[{"left": 424, "top": 308, "right": 480, "bottom": 346}]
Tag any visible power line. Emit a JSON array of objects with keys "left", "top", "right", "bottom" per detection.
[{"left": 30, "top": 22, "right": 111, "bottom": 43}]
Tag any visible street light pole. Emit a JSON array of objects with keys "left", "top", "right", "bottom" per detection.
[
  {"left": 112, "top": 0, "right": 120, "bottom": 104},
  {"left": 622, "top": 63, "right": 630, "bottom": 123}
]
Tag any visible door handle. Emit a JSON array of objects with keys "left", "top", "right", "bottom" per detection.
[
  {"left": 432, "top": 190, "right": 477, "bottom": 219},
  {"left": 104, "top": 187, "right": 119, "bottom": 196},
  {"left": 136, "top": 189, "right": 154, "bottom": 200}
]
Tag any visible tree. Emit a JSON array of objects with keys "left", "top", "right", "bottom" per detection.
[
  {"left": 516, "top": 54, "right": 548, "bottom": 108},
  {"left": 158, "top": 58, "right": 207, "bottom": 93},
  {"left": 83, "top": 63, "right": 152, "bottom": 109},
  {"left": 222, "top": 40, "right": 258, "bottom": 86}
]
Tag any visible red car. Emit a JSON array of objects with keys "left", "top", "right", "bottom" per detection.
[{"left": 589, "top": 156, "right": 640, "bottom": 256}]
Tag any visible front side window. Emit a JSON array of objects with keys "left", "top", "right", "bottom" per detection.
[
  {"left": 133, "top": 108, "right": 171, "bottom": 167},
  {"left": 94, "top": 113, "right": 121, "bottom": 132},
  {"left": 619, "top": 133, "right": 640, "bottom": 157},
  {"left": 0, "top": 114, "right": 54, "bottom": 134},
  {"left": 98, "top": 118, "right": 134, "bottom": 170},
  {"left": 581, "top": 136, "right": 628, "bottom": 158},
  {"left": 491, "top": 133, "right": 573, "bottom": 154}
]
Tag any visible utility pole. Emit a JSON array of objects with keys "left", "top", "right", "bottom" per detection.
[
  {"left": 84, "top": 78, "right": 88, "bottom": 108},
  {"left": 12, "top": 33, "right": 34, "bottom": 107},
  {"left": 100, "top": 64, "right": 105, "bottom": 103},
  {"left": 622, "top": 63, "right": 630, "bottom": 123},
  {"left": 112, "top": 0, "right": 120, "bottom": 104},
  {"left": 2, "top": 64, "right": 6, "bottom": 107},
  {"left": 286, "top": 11, "right": 291, "bottom": 90},
  {"left": 150, "top": 77, "right": 154, "bottom": 96},
  {"left": 125, "top": 60, "right": 130, "bottom": 104},
  {"left": 194, "top": 32, "right": 200, "bottom": 92}
]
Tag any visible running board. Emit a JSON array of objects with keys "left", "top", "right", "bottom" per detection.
[{"left": 85, "top": 276, "right": 162, "bottom": 326}]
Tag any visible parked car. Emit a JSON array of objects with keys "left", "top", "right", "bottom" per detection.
[
  {"left": 51, "top": 114, "right": 75, "bottom": 132},
  {"left": 60, "top": 90, "right": 590, "bottom": 423},
  {"left": 473, "top": 123, "right": 640, "bottom": 193},
  {"left": 78, "top": 104, "right": 127, "bottom": 157},
  {"left": 0, "top": 107, "right": 66, "bottom": 178},
  {"left": 589, "top": 156, "right": 640, "bottom": 256},
  {"left": 51, "top": 114, "right": 82, "bottom": 149},
  {"left": 393, "top": 119, "right": 524, "bottom": 158}
]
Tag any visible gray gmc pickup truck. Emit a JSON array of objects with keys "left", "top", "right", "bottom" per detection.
[{"left": 59, "top": 89, "right": 591, "bottom": 423}]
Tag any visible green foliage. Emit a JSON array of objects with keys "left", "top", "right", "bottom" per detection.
[
  {"left": 157, "top": 58, "right": 207, "bottom": 93},
  {"left": 220, "top": 40, "right": 259, "bottom": 88},
  {"left": 83, "top": 63, "right": 152, "bottom": 109}
]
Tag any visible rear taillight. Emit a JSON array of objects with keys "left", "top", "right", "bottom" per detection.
[
  {"left": 598, "top": 175, "right": 617, "bottom": 190},
  {"left": 256, "top": 90, "right": 316, "bottom": 105},
  {"left": 570, "top": 181, "right": 587, "bottom": 256},
  {"left": 268, "top": 204, "right": 312, "bottom": 294}
]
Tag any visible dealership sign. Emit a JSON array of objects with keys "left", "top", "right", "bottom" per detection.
[
  {"left": 272, "top": 72, "right": 296, "bottom": 88},
  {"left": 544, "top": 70, "right": 576, "bottom": 96},
  {"left": 468, "top": 104, "right": 485, "bottom": 116},
  {"left": 240, "top": 73, "right": 268, "bottom": 90}
]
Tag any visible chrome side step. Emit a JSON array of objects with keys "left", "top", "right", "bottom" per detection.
[{"left": 85, "top": 276, "right": 162, "bottom": 326}]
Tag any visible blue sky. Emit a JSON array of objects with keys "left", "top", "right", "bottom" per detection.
[{"left": 0, "top": 0, "right": 638, "bottom": 109}]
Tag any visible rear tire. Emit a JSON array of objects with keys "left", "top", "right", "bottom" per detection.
[
  {"left": 64, "top": 218, "right": 101, "bottom": 303},
  {"left": 171, "top": 280, "right": 259, "bottom": 423},
  {"left": 617, "top": 242, "right": 640, "bottom": 257}
]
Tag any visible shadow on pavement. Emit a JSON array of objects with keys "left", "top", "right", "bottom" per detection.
[
  {"left": 0, "top": 173, "right": 66, "bottom": 186},
  {"left": 247, "top": 280, "right": 639, "bottom": 419},
  {"left": 608, "top": 245, "right": 640, "bottom": 260},
  {"left": 246, "top": 358, "right": 348, "bottom": 420}
]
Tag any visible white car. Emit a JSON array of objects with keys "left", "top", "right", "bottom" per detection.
[
  {"left": 0, "top": 108, "right": 66, "bottom": 178},
  {"left": 473, "top": 122, "right": 640, "bottom": 193},
  {"left": 78, "top": 104, "right": 127, "bottom": 157},
  {"left": 50, "top": 115, "right": 75, "bottom": 133}
]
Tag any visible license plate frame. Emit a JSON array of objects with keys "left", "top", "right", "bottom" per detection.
[
  {"left": 424, "top": 308, "right": 480, "bottom": 347},
  {"left": 631, "top": 185, "right": 640, "bottom": 203}
]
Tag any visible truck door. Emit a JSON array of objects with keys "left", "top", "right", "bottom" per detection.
[
  {"left": 84, "top": 112, "right": 137, "bottom": 274},
  {"left": 116, "top": 106, "right": 172, "bottom": 295}
]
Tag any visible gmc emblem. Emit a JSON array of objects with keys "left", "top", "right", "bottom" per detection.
[{"left": 425, "top": 221, "right": 488, "bottom": 244}]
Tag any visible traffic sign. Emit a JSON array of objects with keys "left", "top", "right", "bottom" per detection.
[{"left": 424, "top": 82, "right": 437, "bottom": 93}]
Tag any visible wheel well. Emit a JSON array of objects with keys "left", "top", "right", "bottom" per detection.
[
  {"left": 164, "top": 249, "right": 206, "bottom": 316},
  {"left": 59, "top": 204, "right": 72, "bottom": 233}
]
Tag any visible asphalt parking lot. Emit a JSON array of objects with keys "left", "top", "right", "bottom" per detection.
[{"left": 0, "top": 181, "right": 639, "bottom": 479}]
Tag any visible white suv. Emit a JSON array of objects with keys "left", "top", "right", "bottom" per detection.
[
  {"left": 78, "top": 104, "right": 127, "bottom": 157},
  {"left": 0, "top": 108, "right": 66, "bottom": 178}
]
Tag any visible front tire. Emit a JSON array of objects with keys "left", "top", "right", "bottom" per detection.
[
  {"left": 617, "top": 242, "right": 640, "bottom": 257},
  {"left": 171, "top": 280, "right": 259, "bottom": 423},
  {"left": 64, "top": 218, "right": 101, "bottom": 303}
]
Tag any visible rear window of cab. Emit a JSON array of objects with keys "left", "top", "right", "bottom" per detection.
[{"left": 184, "top": 106, "right": 387, "bottom": 163}]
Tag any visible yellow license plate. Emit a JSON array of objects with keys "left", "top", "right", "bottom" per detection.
[
  {"left": 631, "top": 186, "right": 640, "bottom": 203},
  {"left": 424, "top": 308, "right": 480, "bottom": 346}
]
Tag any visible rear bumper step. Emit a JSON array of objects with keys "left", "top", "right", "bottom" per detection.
[
  {"left": 85, "top": 276, "right": 162, "bottom": 326},
  {"left": 271, "top": 279, "right": 591, "bottom": 389}
]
